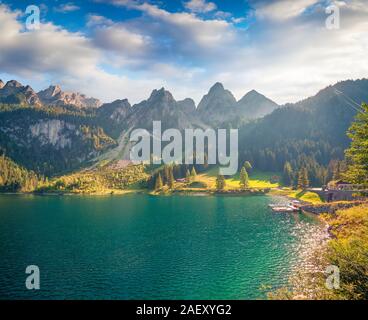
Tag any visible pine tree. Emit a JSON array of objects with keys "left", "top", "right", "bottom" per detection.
[
  {"left": 297, "top": 169, "right": 303, "bottom": 189},
  {"left": 216, "top": 174, "right": 226, "bottom": 190},
  {"left": 155, "top": 173, "right": 163, "bottom": 190},
  {"left": 297, "top": 167, "right": 309, "bottom": 189},
  {"left": 333, "top": 161, "right": 341, "bottom": 181},
  {"left": 167, "top": 166, "right": 175, "bottom": 189},
  {"left": 239, "top": 167, "right": 249, "bottom": 189},
  {"left": 345, "top": 104, "right": 368, "bottom": 184},
  {"left": 283, "top": 162, "right": 293, "bottom": 186}
]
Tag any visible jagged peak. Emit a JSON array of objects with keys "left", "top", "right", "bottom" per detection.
[
  {"left": 37, "top": 84, "right": 101, "bottom": 108},
  {"left": 102, "top": 99, "right": 131, "bottom": 109},
  {"left": 149, "top": 87, "right": 174, "bottom": 101},
  {"left": 209, "top": 82, "right": 225, "bottom": 93},
  {"left": 24, "top": 85, "right": 37, "bottom": 93},
  {"left": 0, "top": 79, "right": 4, "bottom": 89},
  {"left": 38, "top": 84, "right": 62, "bottom": 98},
  {"left": 49, "top": 84, "right": 62, "bottom": 92},
  {"left": 150, "top": 87, "right": 165, "bottom": 95},
  {"left": 205, "top": 82, "right": 235, "bottom": 101},
  {"left": 112, "top": 98, "right": 130, "bottom": 105},
  {"left": 5, "top": 80, "right": 23, "bottom": 88}
]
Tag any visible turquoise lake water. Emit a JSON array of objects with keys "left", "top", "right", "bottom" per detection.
[{"left": 0, "top": 194, "right": 323, "bottom": 300}]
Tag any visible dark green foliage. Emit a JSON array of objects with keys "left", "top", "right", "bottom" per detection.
[
  {"left": 38, "top": 163, "right": 148, "bottom": 193},
  {"left": 344, "top": 103, "right": 368, "bottom": 184},
  {"left": 239, "top": 80, "right": 368, "bottom": 187},
  {"left": 282, "top": 162, "right": 294, "bottom": 186},
  {"left": 0, "top": 154, "right": 41, "bottom": 192},
  {"left": 297, "top": 167, "right": 309, "bottom": 189}
]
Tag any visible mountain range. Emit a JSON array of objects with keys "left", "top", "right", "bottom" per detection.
[
  {"left": 0, "top": 80, "right": 102, "bottom": 109},
  {"left": 0, "top": 79, "right": 279, "bottom": 127},
  {"left": 0, "top": 78, "right": 367, "bottom": 176}
]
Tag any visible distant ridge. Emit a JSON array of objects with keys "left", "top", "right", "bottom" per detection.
[
  {"left": 0, "top": 78, "right": 280, "bottom": 124},
  {"left": 38, "top": 84, "right": 102, "bottom": 108}
]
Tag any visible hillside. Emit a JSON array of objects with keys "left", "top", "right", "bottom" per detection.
[
  {"left": 0, "top": 78, "right": 367, "bottom": 183},
  {"left": 0, "top": 105, "right": 116, "bottom": 175},
  {"left": 38, "top": 162, "right": 149, "bottom": 194},
  {"left": 0, "top": 155, "right": 41, "bottom": 192},
  {"left": 238, "top": 79, "right": 368, "bottom": 177}
]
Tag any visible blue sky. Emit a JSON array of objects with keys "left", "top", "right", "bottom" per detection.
[
  {"left": 0, "top": 0, "right": 367, "bottom": 104},
  {"left": 4, "top": 0, "right": 253, "bottom": 31}
]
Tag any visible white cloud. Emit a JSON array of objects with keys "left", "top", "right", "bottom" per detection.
[
  {"left": 92, "top": 24, "right": 151, "bottom": 57},
  {"left": 184, "top": 0, "right": 217, "bottom": 13},
  {"left": 0, "top": 5, "right": 171, "bottom": 103},
  {"left": 0, "top": 5, "right": 98, "bottom": 77},
  {"left": 123, "top": 1, "right": 237, "bottom": 51},
  {"left": 86, "top": 14, "right": 114, "bottom": 27},
  {"left": 1, "top": 1, "right": 368, "bottom": 106},
  {"left": 54, "top": 2, "right": 80, "bottom": 13},
  {"left": 254, "top": 0, "right": 320, "bottom": 20},
  {"left": 215, "top": 1, "right": 368, "bottom": 103}
]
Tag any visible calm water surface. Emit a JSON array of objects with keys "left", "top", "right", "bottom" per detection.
[{"left": 0, "top": 194, "right": 323, "bottom": 299}]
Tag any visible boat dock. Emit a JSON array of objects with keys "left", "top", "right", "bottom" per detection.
[{"left": 268, "top": 200, "right": 301, "bottom": 213}]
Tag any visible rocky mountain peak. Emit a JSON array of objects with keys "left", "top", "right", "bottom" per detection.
[
  {"left": 98, "top": 99, "right": 132, "bottom": 126},
  {"left": 0, "top": 80, "right": 41, "bottom": 106},
  {"left": 105, "top": 99, "right": 131, "bottom": 109},
  {"left": 236, "top": 89, "right": 279, "bottom": 120},
  {"left": 209, "top": 82, "right": 225, "bottom": 93},
  {"left": 148, "top": 88, "right": 175, "bottom": 104},
  {"left": 0, "top": 80, "right": 4, "bottom": 89},
  {"left": 196, "top": 82, "right": 237, "bottom": 126},
  {"left": 5, "top": 80, "right": 22, "bottom": 88},
  {"left": 201, "top": 82, "right": 236, "bottom": 102},
  {"left": 42, "top": 85, "right": 62, "bottom": 98},
  {"left": 38, "top": 85, "right": 102, "bottom": 109}
]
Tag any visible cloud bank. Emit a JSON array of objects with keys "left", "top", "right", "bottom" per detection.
[{"left": 0, "top": 0, "right": 367, "bottom": 105}]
